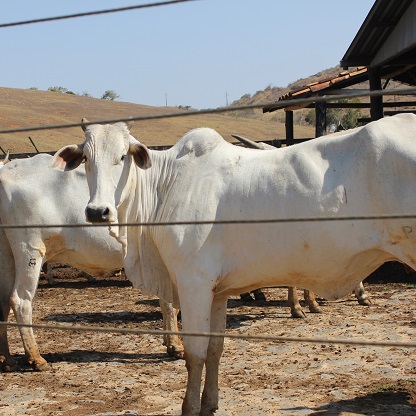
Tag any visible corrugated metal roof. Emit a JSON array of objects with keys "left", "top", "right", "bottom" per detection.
[{"left": 341, "top": 0, "right": 416, "bottom": 85}]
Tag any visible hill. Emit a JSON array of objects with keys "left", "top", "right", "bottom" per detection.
[
  {"left": 229, "top": 65, "right": 345, "bottom": 120},
  {"left": 230, "top": 64, "right": 412, "bottom": 125},
  {"left": 0, "top": 87, "right": 315, "bottom": 154}
]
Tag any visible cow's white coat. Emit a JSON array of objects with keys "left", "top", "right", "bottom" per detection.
[
  {"left": 52, "top": 114, "right": 416, "bottom": 415},
  {"left": 0, "top": 154, "right": 182, "bottom": 372}
]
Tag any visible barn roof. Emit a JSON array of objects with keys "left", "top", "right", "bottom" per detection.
[
  {"left": 264, "top": 0, "right": 416, "bottom": 114},
  {"left": 340, "top": 0, "right": 416, "bottom": 86}
]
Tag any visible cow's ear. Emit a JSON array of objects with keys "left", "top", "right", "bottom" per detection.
[
  {"left": 51, "top": 144, "right": 84, "bottom": 171},
  {"left": 81, "top": 118, "right": 90, "bottom": 132},
  {"left": 125, "top": 119, "right": 134, "bottom": 131},
  {"left": 129, "top": 141, "right": 152, "bottom": 170}
]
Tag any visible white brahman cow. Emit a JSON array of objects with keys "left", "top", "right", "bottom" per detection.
[
  {"left": 52, "top": 113, "right": 416, "bottom": 415},
  {"left": 0, "top": 154, "right": 183, "bottom": 373},
  {"left": 234, "top": 134, "right": 372, "bottom": 315}
]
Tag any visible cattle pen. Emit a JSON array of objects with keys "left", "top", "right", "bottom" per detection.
[
  {"left": 1, "top": 95, "right": 416, "bottom": 416},
  {"left": 1, "top": 1, "right": 416, "bottom": 415}
]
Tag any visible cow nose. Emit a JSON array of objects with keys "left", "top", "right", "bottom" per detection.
[{"left": 85, "top": 206, "right": 111, "bottom": 223}]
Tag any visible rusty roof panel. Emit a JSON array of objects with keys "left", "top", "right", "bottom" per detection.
[{"left": 263, "top": 67, "right": 369, "bottom": 113}]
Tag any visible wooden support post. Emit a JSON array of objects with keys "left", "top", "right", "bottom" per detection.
[
  {"left": 285, "top": 110, "right": 294, "bottom": 146},
  {"left": 368, "top": 67, "right": 383, "bottom": 121},
  {"left": 315, "top": 101, "right": 327, "bottom": 137}
]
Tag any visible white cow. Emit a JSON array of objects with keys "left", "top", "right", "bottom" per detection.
[
  {"left": 52, "top": 114, "right": 416, "bottom": 415},
  {"left": 0, "top": 154, "right": 183, "bottom": 373},
  {"left": 234, "top": 134, "right": 372, "bottom": 315}
]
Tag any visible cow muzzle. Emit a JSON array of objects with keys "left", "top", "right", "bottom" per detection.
[{"left": 85, "top": 205, "right": 113, "bottom": 223}]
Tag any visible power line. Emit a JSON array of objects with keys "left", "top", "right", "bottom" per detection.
[{"left": 0, "top": 0, "right": 196, "bottom": 28}]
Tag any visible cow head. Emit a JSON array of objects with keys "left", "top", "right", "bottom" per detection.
[{"left": 51, "top": 118, "right": 152, "bottom": 224}]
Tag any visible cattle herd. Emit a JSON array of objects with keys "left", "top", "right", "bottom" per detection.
[{"left": 1, "top": 113, "right": 415, "bottom": 415}]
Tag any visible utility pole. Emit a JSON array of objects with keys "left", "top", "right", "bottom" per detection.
[
  {"left": 225, "top": 91, "right": 229, "bottom": 106},
  {"left": 165, "top": 93, "right": 168, "bottom": 107}
]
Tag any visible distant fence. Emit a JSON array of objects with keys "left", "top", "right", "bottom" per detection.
[{"left": 0, "top": 138, "right": 315, "bottom": 161}]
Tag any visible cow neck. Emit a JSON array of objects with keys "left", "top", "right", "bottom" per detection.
[{"left": 121, "top": 149, "right": 175, "bottom": 227}]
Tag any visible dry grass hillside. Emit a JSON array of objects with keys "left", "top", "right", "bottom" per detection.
[
  {"left": 0, "top": 87, "right": 315, "bottom": 154},
  {"left": 230, "top": 65, "right": 411, "bottom": 124},
  {"left": 229, "top": 66, "right": 345, "bottom": 120}
]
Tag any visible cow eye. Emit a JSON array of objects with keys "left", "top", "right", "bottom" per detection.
[
  {"left": 121, "top": 155, "right": 126, "bottom": 162},
  {"left": 82, "top": 156, "right": 87, "bottom": 163}
]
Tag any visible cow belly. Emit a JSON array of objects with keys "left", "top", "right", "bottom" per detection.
[
  {"left": 215, "top": 250, "right": 389, "bottom": 300},
  {"left": 51, "top": 249, "right": 123, "bottom": 277},
  {"left": 208, "top": 222, "right": 399, "bottom": 300}
]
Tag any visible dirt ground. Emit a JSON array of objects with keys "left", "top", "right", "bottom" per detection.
[{"left": 0, "top": 262, "right": 415, "bottom": 416}]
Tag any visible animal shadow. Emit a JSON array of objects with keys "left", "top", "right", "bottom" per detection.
[
  {"left": 283, "top": 387, "right": 416, "bottom": 415},
  {"left": 43, "top": 310, "right": 162, "bottom": 325}
]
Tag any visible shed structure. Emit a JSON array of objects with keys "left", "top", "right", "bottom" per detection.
[{"left": 264, "top": 0, "right": 416, "bottom": 144}]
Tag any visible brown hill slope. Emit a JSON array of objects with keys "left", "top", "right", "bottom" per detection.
[
  {"left": 0, "top": 87, "right": 315, "bottom": 154},
  {"left": 230, "top": 66, "right": 344, "bottom": 116},
  {"left": 230, "top": 64, "right": 411, "bottom": 124}
]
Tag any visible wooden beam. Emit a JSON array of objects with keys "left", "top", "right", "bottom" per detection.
[
  {"left": 315, "top": 102, "right": 327, "bottom": 137},
  {"left": 368, "top": 67, "right": 383, "bottom": 120},
  {"left": 285, "top": 110, "right": 294, "bottom": 146}
]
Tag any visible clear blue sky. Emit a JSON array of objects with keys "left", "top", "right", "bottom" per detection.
[{"left": 0, "top": 0, "right": 375, "bottom": 109}]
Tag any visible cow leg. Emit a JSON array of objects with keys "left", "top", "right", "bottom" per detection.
[
  {"left": 0, "top": 269, "right": 16, "bottom": 372},
  {"left": 200, "top": 297, "right": 227, "bottom": 416},
  {"left": 159, "top": 298, "right": 184, "bottom": 359},
  {"left": 10, "top": 252, "right": 49, "bottom": 371},
  {"left": 42, "top": 262, "right": 56, "bottom": 285},
  {"left": 180, "top": 288, "right": 214, "bottom": 416},
  {"left": 304, "top": 289, "right": 323, "bottom": 313},
  {"left": 80, "top": 270, "right": 96, "bottom": 283},
  {"left": 0, "top": 229, "right": 17, "bottom": 372},
  {"left": 240, "top": 292, "right": 254, "bottom": 301},
  {"left": 354, "top": 281, "right": 372, "bottom": 306},
  {"left": 252, "top": 288, "right": 266, "bottom": 301},
  {"left": 288, "top": 287, "right": 306, "bottom": 318}
]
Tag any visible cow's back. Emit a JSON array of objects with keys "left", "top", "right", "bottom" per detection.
[{"left": 151, "top": 115, "right": 416, "bottom": 301}]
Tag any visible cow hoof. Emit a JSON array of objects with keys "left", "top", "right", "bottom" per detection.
[
  {"left": 309, "top": 306, "right": 323, "bottom": 314},
  {"left": 240, "top": 292, "right": 254, "bottom": 302},
  {"left": 253, "top": 289, "right": 266, "bottom": 301},
  {"left": 358, "top": 298, "right": 372, "bottom": 306},
  {"left": 166, "top": 345, "right": 185, "bottom": 360},
  {"left": 0, "top": 359, "right": 18, "bottom": 372},
  {"left": 291, "top": 310, "right": 307, "bottom": 319},
  {"left": 30, "top": 359, "right": 51, "bottom": 372}
]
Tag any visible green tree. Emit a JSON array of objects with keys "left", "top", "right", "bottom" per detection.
[
  {"left": 48, "top": 86, "right": 68, "bottom": 93},
  {"left": 101, "top": 90, "right": 119, "bottom": 101},
  {"left": 327, "top": 99, "right": 362, "bottom": 130}
]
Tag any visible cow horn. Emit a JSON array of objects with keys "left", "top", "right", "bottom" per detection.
[
  {"left": 231, "top": 134, "right": 275, "bottom": 150},
  {"left": 232, "top": 134, "right": 263, "bottom": 149}
]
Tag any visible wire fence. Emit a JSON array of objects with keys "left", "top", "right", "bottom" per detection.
[
  {"left": 1, "top": 89, "right": 416, "bottom": 348},
  {"left": 1, "top": 2, "right": 416, "bottom": 351},
  {"left": 1, "top": 213, "right": 416, "bottom": 230},
  {"left": 1, "top": 321, "right": 416, "bottom": 348}
]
